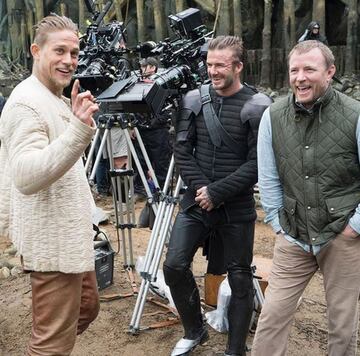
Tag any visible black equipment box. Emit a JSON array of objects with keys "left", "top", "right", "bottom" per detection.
[{"left": 94, "top": 240, "right": 115, "bottom": 290}]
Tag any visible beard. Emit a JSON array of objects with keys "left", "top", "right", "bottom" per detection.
[{"left": 211, "top": 74, "right": 234, "bottom": 90}]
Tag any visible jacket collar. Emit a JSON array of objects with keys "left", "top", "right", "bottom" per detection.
[{"left": 292, "top": 85, "right": 334, "bottom": 115}]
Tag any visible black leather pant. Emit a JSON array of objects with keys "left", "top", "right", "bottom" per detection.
[
  {"left": 134, "top": 127, "right": 171, "bottom": 191},
  {"left": 163, "top": 206, "right": 254, "bottom": 355}
]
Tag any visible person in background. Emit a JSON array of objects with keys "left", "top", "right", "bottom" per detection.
[
  {"left": 94, "top": 35, "right": 130, "bottom": 197},
  {"left": 0, "top": 15, "right": 100, "bottom": 355},
  {"left": 140, "top": 56, "right": 158, "bottom": 81},
  {"left": 252, "top": 40, "right": 360, "bottom": 356},
  {"left": 133, "top": 57, "right": 172, "bottom": 200},
  {"left": 298, "top": 21, "right": 328, "bottom": 45}
]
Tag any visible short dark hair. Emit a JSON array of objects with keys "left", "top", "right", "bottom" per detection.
[
  {"left": 139, "top": 57, "right": 159, "bottom": 68},
  {"left": 207, "top": 35, "right": 245, "bottom": 63}
]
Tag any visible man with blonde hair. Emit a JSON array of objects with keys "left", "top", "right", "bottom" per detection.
[
  {"left": 253, "top": 40, "right": 360, "bottom": 355},
  {"left": 0, "top": 14, "right": 99, "bottom": 355}
]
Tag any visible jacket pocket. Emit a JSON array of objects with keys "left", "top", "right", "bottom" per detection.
[
  {"left": 325, "top": 193, "right": 360, "bottom": 220},
  {"left": 279, "top": 195, "right": 297, "bottom": 237}
]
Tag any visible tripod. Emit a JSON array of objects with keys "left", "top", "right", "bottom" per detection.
[
  {"left": 85, "top": 114, "right": 163, "bottom": 291},
  {"left": 129, "top": 156, "right": 181, "bottom": 333},
  {"left": 129, "top": 170, "right": 265, "bottom": 334}
]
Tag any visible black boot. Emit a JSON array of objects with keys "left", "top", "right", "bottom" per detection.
[
  {"left": 164, "top": 265, "right": 208, "bottom": 355},
  {"left": 164, "top": 265, "right": 204, "bottom": 338},
  {"left": 225, "top": 270, "right": 254, "bottom": 356},
  {"left": 224, "top": 352, "right": 246, "bottom": 356}
]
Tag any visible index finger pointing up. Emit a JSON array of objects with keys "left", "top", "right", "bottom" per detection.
[{"left": 71, "top": 79, "right": 80, "bottom": 103}]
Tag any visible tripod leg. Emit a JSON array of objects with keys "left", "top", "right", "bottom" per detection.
[
  {"left": 133, "top": 127, "right": 160, "bottom": 190},
  {"left": 129, "top": 177, "right": 183, "bottom": 332},
  {"left": 89, "top": 128, "right": 110, "bottom": 182},
  {"left": 85, "top": 128, "right": 101, "bottom": 174},
  {"left": 161, "top": 155, "right": 175, "bottom": 195},
  {"left": 123, "top": 129, "right": 155, "bottom": 205},
  {"left": 105, "top": 130, "right": 122, "bottom": 253},
  {"left": 253, "top": 277, "right": 265, "bottom": 307},
  {"left": 140, "top": 161, "right": 179, "bottom": 279},
  {"left": 123, "top": 175, "right": 135, "bottom": 267}
]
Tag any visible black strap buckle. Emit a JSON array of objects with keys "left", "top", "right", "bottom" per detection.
[{"left": 201, "top": 93, "right": 211, "bottom": 105}]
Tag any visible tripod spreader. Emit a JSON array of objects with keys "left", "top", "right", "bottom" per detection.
[{"left": 109, "top": 168, "right": 135, "bottom": 177}]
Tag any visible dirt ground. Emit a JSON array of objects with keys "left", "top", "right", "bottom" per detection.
[{"left": 0, "top": 197, "right": 359, "bottom": 356}]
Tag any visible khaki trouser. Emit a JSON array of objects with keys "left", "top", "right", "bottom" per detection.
[
  {"left": 27, "top": 271, "right": 100, "bottom": 356},
  {"left": 252, "top": 234, "right": 360, "bottom": 356}
]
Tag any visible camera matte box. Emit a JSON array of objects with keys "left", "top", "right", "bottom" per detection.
[
  {"left": 94, "top": 241, "right": 115, "bottom": 290},
  {"left": 169, "top": 8, "right": 203, "bottom": 37}
]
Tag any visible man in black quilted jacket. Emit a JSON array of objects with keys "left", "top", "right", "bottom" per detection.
[{"left": 163, "top": 36, "right": 271, "bottom": 356}]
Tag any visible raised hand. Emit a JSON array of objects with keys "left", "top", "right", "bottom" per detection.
[{"left": 71, "top": 79, "right": 99, "bottom": 126}]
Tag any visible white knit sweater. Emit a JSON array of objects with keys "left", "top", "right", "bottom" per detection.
[{"left": 0, "top": 75, "right": 96, "bottom": 273}]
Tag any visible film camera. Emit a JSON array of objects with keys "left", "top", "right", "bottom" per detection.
[
  {"left": 74, "top": 0, "right": 130, "bottom": 95},
  {"left": 97, "top": 7, "right": 213, "bottom": 118}
]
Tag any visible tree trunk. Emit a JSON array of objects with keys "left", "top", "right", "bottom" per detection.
[
  {"left": 6, "top": 0, "right": 20, "bottom": 60},
  {"left": 153, "top": 0, "right": 166, "bottom": 41},
  {"left": 60, "top": 2, "right": 68, "bottom": 17},
  {"left": 114, "top": 0, "right": 124, "bottom": 22},
  {"left": 78, "top": 0, "right": 85, "bottom": 33},
  {"left": 194, "top": 0, "right": 216, "bottom": 15},
  {"left": 233, "top": 0, "right": 242, "bottom": 39},
  {"left": 102, "top": 0, "right": 111, "bottom": 24},
  {"left": 34, "top": 0, "right": 44, "bottom": 23},
  {"left": 312, "top": 0, "right": 325, "bottom": 33},
  {"left": 345, "top": 0, "right": 358, "bottom": 74},
  {"left": 0, "top": 1, "right": 6, "bottom": 40},
  {"left": 136, "top": 0, "right": 145, "bottom": 42},
  {"left": 20, "top": 15, "right": 28, "bottom": 67},
  {"left": 260, "top": 0, "right": 272, "bottom": 87},
  {"left": 175, "top": 0, "right": 185, "bottom": 13},
  {"left": 283, "top": 0, "right": 296, "bottom": 54},
  {"left": 217, "top": 0, "right": 231, "bottom": 35},
  {"left": 23, "top": 1, "right": 35, "bottom": 44}
]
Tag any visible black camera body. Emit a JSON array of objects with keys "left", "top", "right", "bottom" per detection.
[
  {"left": 97, "top": 8, "right": 213, "bottom": 118},
  {"left": 74, "top": 1, "right": 130, "bottom": 94},
  {"left": 168, "top": 7, "right": 203, "bottom": 39}
]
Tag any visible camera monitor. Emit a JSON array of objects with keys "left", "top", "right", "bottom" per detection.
[{"left": 168, "top": 8, "right": 203, "bottom": 38}]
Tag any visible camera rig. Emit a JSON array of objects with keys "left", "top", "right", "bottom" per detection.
[
  {"left": 74, "top": 0, "right": 130, "bottom": 94},
  {"left": 96, "top": 7, "right": 213, "bottom": 117}
]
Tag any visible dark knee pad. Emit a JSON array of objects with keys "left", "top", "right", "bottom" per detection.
[
  {"left": 163, "top": 264, "right": 189, "bottom": 287},
  {"left": 228, "top": 270, "right": 254, "bottom": 299}
]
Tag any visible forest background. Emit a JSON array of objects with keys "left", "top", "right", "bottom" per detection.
[{"left": 0, "top": 0, "right": 359, "bottom": 91}]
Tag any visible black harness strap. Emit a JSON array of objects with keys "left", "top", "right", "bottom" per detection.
[
  {"left": 200, "top": 84, "right": 243, "bottom": 155},
  {"left": 200, "top": 84, "right": 222, "bottom": 148}
]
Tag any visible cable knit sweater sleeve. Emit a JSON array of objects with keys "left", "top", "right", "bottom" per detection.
[{"left": 3, "top": 103, "right": 94, "bottom": 195}]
